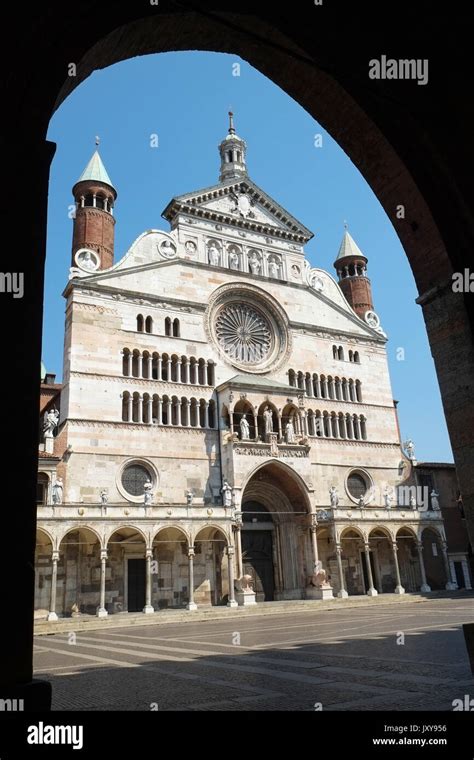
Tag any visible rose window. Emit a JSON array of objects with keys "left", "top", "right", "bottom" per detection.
[{"left": 215, "top": 304, "right": 272, "bottom": 364}]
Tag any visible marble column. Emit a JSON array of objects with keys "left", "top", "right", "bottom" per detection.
[
  {"left": 253, "top": 413, "right": 258, "bottom": 440},
  {"left": 441, "top": 542, "right": 458, "bottom": 590},
  {"left": 138, "top": 394, "right": 143, "bottom": 423},
  {"left": 391, "top": 542, "right": 405, "bottom": 594},
  {"left": 310, "top": 524, "right": 319, "bottom": 569},
  {"left": 335, "top": 544, "right": 348, "bottom": 598},
  {"left": 97, "top": 549, "right": 108, "bottom": 617},
  {"left": 157, "top": 355, "right": 162, "bottom": 380},
  {"left": 184, "top": 358, "right": 190, "bottom": 384},
  {"left": 461, "top": 559, "right": 472, "bottom": 589},
  {"left": 364, "top": 542, "right": 378, "bottom": 595},
  {"left": 126, "top": 352, "right": 132, "bottom": 377},
  {"left": 176, "top": 359, "right": 182, "bottom": 383},
  {"left": 147, "top": 354, "right": 153, "bottom": 379},
  {"left": 227, "top": 546, "right": 238, "bottom": 607},
  {"left": 234, "top": 523, "right": 243, "bottom": 579},
  {"left": 157, "top": 397, "right": 162, "bottom": 425},
  {"left": 229, "top": 411, "right": 234, "bottom": 436},
  {"left": 204, "top": 401, "right": 210, "bottom": 429},
  {"left": 138, "top": 354, "right": 143, "bottom": 378},
  {"left": 143, "top": 549, "right": 154, "bottom": 613},
  {"left": 417, "top": 542, "right": 431, "bottom": 592},
  {"left": 187, "top": 547, "right": 198, "bottom": 610},
  {"left": 185, "top": 399, "right": 191, "bottom": 427},
  {"left": 167, "top": 357, "right": 172, "bottom": 381},
  {"left": 47, "top": 551, "right": 60, "bottom": 622},
  {"left": 127, "top": 395, "right": 133, "bottom": 422},
  {"left": 147, "top": 396, "right": 153, "bottom": 424}
]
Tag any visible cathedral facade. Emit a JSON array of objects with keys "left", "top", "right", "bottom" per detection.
[{"left": 35, "top": 116, "right": 459, "bottom": 620}]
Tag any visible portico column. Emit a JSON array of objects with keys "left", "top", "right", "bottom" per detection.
[
  {"left": 143, "top": 549, "right": 154, "bottom": 613},
  {"left": 441, "top": 541, "right": 458, "bottom": 590},
  {"left": 167, "top": 356, "right": 172, "bottom": 381},
  {"left": 277, "top": 413, "right": 282, "bottom": 441},
  {"left": 147, "top": 396, "right": 153, "bottom": 424},
  {"left": 157, "top": 396, "right": 162, "bottom": 425},
  {"left": 187, "top": 547, "right": 198, "bottom": 610},
  {"left": 127, "top": 395, "right": 133, "bottom": 422},
  {"left": 364, "top": 542, "right": 378, "bottom": 596},
  {"left": 176, "top": 359, "right": 182, "bottom": 383},
  {"left": 157, "top": 355, "right": 162, "bottom": 380},
  {"left": 391, "top": 542, "right": 405, "bottom": 594},
  {"left": 147, "top": 354, "right": 152, "bottom": 378},
  {"left": 253, "top": 412, "right": 258, "bottom": 440},
  {"left": 175, "top": 399, "right": 182, "bottom": 427},
  {"left": 234, "top": 522, "right": 243, "bottom": 578},
  {"left": 461, "top": 559, "right": 472, "bottom": 589},
  {"left": 227, "top": 546, "right": 238, "bottom": 607},
  {"left": 310, "top": 524, "right": 319, "bottom": 569},
  {"left": 97, "top": 550, "right": 108, "bottom": 617},
  {"left": 47, "top": 551, "right": 59, "bottom": 622},
  {"left": 184, "top": 358, "right": 190, "bottom": 384},
  {"left": 335, "top": 544, "right": 348, "bottom": 598},
  {"left": 203, "top": 401, "right": 209, "bottom": 428},
  {"left": 314, "top": 376, "right": 321, "bottom": 397},
  {"left": 353, "top": 415, "right": 361, "bottom": 439},
  {"left": 203, "top": 361, "right": 208, "bottom": 385},
  {"left": 127, "top": 352, "right": 132, "bottom": 376},
  {"left": 138, "top": 394, "right": 143, "bottom": 423},
  {"left": 166, "top": 398, "right": 172, "bottom": 425},
  {"left": 416, "top": 542, "right": 431, "bottom": 592},
  {"left": 185, "top": 399, "right": 191, "bottom": 427},
  {"left": 229, "top": 410, "right": 234, "bottom": 436},
  {"left": 138, "top": 353, "right": 143, "bottom": 378}
]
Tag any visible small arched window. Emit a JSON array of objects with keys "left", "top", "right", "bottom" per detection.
[
  {"left": 137, "top": 314, "right": 144, "bottom": 332},
  {"left": 354, "top": 351, "right": 360, "bottom": 363},
  {"left": 165, "top": 317, "right": 172, "bottom": 336},
  {"left": 145, "top": 316, "right": 153, "bottom": 334},
  {"left": 173, "top": 318, "right": 180, "bottom": 337},
  {"left": 338, "top": 346, "right": 344, "bottom": 361}
]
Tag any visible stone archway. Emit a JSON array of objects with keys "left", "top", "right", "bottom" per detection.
[
  {"left": 194, "top": 526, "right": 229, "bottom": 607},
  {"left": 241, "top": 461, "right": 312, "bottom": 600},
  {"left": 34, "top": 529, "right": 54, "bottom": 620},
  {"left": 152, "top": 527, "right": 190, "bottom": 610},
  {"left": 57, "top": 527, "right": 102, "bottom": 617}
]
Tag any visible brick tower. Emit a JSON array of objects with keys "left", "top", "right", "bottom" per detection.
[
  {"left": 333, "top": 227, "right": 373, "bottom": 319},
  {"left": 71, "top": 144, "right": 117, "bottom": 271}
]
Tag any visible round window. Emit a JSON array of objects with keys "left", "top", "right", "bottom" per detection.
[
  {"left": 121, "top": 464, "right": 151, "bottom": 496},
  {"left": 347, "top": 473, "right": 367, "bottom": 500}
]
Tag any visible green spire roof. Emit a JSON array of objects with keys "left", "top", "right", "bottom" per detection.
[
  {"left": 77, "top": 150, "right": 115, "bottom": 190},
  {"left": 336, "top": 230, "right": 366, "bottom": 261}
]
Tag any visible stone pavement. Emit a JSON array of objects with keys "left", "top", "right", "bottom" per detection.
[{"left": 33, "top": 595, "right": 474, "bottom": 711}]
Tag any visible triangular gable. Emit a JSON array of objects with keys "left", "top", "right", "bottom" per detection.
[{"left": 162, "top": 177, "right": 314, "bottom": 243}]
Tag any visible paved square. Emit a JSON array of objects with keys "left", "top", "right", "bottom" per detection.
[{"left": 34, "top": 597, "right": 474, "bottom": 711}]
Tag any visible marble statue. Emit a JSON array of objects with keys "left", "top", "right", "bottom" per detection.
[
  {"left": 144, "top": 479, "right": 153, "bottom": 505},
  {"left": 383, "top": 486, "right": 393, "bottom": 509},
  {"left": 228, "top": 250, "right": 239, "bottom": 270},
  {"left": 249, "top": 253, "right": 261, "bottom": 274},
  {"left": 186, "top": 489, "right": 194, "bottom": 506},
  {"left": 409, "top": 494, "right": 417, "bottom": 509},
  {"left": 208, "top": 243, "right": 220, "bottom": 266},
  {"left": 52, "top": 478, "right": 63, "bottom": 505},
  {"left": 43, "top": 408, "right": 59, "bottom": 437},
  {"left": 430, "top": 489, "right": 440, "bottom": 510},
  {"left": 263, "top": 406, "right": 274, "bottom": 435},
  {"left": 329, "top": 486, "right": 339, "bottom": 507},
  {"left": 240, "top": 414, "right": 250, "bottom": 440},
  {"left": 285, "top": 420, "right": 295, "bottom": 444},
  {"left": 358, "top": 495, "right": 365, "bottom": 508},
  {"left": 221, "top": 480, "right": 233, "bottom": 507},
  {"left": 79, "top": 251, "right": 97, "bottom": 271},
  {"left": 100, "top": 490, "right": 108, "bottom": 505},
  {"left": 310, "top": 567, "right": 331, "bottom": 589},
  {"left": 404, "top": 439, "right": 416, "bottom": 460},
  {"left": 268, "top": 259, "right": 280, "bottom": 278}
]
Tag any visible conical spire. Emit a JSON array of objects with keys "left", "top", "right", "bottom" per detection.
[
  {"left": 333, "top": 225, "right": 373, "bottom": 318},
  {"left": 77, "top": 149, "right": 116, "bottom": 192},
  {"left": 218, "top": 111, "right": 247, "bottom": 182},
  {"left": 335, "top": 229, "right": 366, "bottom": 262}
]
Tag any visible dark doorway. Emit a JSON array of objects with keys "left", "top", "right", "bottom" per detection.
[
  {"left": 360, "top": 550, "right": 377, "bottom": 593},
  {"left": 127, "top": 558, "right": 146, "bottom": 612},
  {"left": 242, "top": 530, "right": 275, "bottom": 602},
  {"left": 454, "top": 562, "right": 465, "bottom": 589}
]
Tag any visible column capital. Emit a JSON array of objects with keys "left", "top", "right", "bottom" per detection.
[
  {"left": 187, "top": 547, "right": 195, "bottom": 558},
  {"left": 51, "top": 551, "right": 59, "bottom": 562},
  {"left": 100, "top": 549, "right": 108, "bottom": 561},
  {"left": 145, "top": 549, "right": 153, "bottom": 559},
  {"left": 227, "top": 545, "right": 235, "bottom": 557},
  {"left": 391, "top": 541, "right": 398, "bottom": 551}
]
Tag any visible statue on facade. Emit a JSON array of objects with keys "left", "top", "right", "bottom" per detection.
[
  {"left": 329, "top": 486, "right": 339, "bottom": 507},
  {"left": 285, "top": 420, "right": 295, "bottom": 444},
  {"left": 383, "top": 485, "right": 393, "bottom": 509},
  {"left": 100, "top": 489, "right": 108, "bottom": 505},
  {"left": 143, "top": 479, "right": 153, "bottom": 505},
  {"left": 249, "top": 253, "right": 261, "bottom": 275},
  {"left": 228, "top": 250, "right": 240, "bottom": 270},
  {"left": 43, "top": 408, "right": 59, "bottom": 437},
  {"left": 268, "top": 258, "right": 280, "bottom": 278},
  {"left": 186, "top": 489, "right": 194, "bottom": 506},
  {"left": 52, "top": 478, "right": 63, "bottom": 505},
  {"left": 404, "top": 439, "right": 416, "bottom": 461},
  {"left": 221, "top": 480, "right": 233, "bottom": 507},
  {"left": 409, "top": 493, "right": 417, "bottom": 509},
  {"left": 310, "top": 567, "right": 331, "bottom": 589},
  {"left": 263, "top": 406, "right": 274, "bottom": 436},
  {"left": 358, "top": 495, "right": 365, "bottom": 508},
  {"left": 78, "top": 250, "right": 97, "bottom": 271},
  {"left": 430, "top": 489, "right": 440, "bottom": 510},
  {"left": 208, "top": 243, "right": 220, "bottom": 266},
  {"left": 240, "top": 414, "right": 250, "bottom": 440}
]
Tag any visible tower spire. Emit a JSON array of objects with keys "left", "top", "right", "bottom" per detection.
[
  {"left": 228, "top": 110, "right": 235, "bottom": 135},
  {"left": 333, "top": 228, "right": 374, "bottom": 318}
]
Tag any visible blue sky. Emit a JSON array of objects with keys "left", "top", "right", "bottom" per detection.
[{"left": 45, "top": 51, "right": 452, "bottom": 463}]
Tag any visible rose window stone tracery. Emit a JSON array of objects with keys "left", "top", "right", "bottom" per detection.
[{"left": 215, "top": 304, "right": 272, "bottom": 364}]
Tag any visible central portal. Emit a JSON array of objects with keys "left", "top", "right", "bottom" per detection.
[{"left": 242, "top": 502, "right": 275, "bottom": 601}]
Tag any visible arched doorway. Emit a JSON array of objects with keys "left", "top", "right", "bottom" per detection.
[
  {"left": 106, "top": 527, "right": 147, "bottom": 613},
  {"left": 194, "top": 526, "right": 228, "bottom": 606},
  {"left": 57, "top": 527, "right": 102, "bottom": 616},
  {"left": 241, "top": 461, "right": 312, "bottom": 600},
  {"left": 151, "top": 527, "right": 189, "bottom": 610},
  {"left": 396, "top": 527, "right": 423, "bottom": 593}
]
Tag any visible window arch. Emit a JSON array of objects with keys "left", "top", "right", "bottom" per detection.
[
  {"left": 173, "top": 318, "right": 180, "bottom": 337},
  {"left": 338, "top": 346, "right": 344, "bottom": 361},
  {"left": 145, "top": 316, "right": 153, "bottom": 334},
  {"left": 165, "top": 317, "right": 172, "bottom": 336},
  {"left": 137, "top": 314, "right": 144, "bottom": 332}
]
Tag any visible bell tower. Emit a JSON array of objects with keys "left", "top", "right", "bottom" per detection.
[
  {"left": 218, "top": 111, "right": 248, "bottom": 182},
  {"left": 334, "top": 226, "right": 374, "bottom": 319},
  {"left": 71, "top": 140, "right": 117, "bottom": 271}
]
